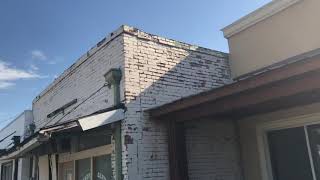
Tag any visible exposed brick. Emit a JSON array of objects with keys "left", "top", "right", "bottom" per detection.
[
  {"left": 122, "top": 26, "right": 232, "bottom": 180},
  {"left": 32, "top": 25, "right": 234, "bottom": 180}
]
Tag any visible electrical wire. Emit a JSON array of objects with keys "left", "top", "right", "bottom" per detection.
[{"left": 41, "top": 84, "right": 108, "bottom": 127}]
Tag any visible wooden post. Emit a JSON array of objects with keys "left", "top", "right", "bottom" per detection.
[
  {"left": 14, "top": 159, "right": 18, "bottom": 180},
  {"left": 168, "top": 120, "right": 188, "bottom": 180},
  {"left": 114, "top": 122, "right": 122, "bottom": 180}
]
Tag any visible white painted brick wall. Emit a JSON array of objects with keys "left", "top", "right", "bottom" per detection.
[
  {"left": 0, "top": 110, "right": 33, "bottom": 149},
  {"left": 32, "top": 30, "right": 126, "bottom": 129},
  {"left": 184, "top": 119, "right": 242, "bottom": 180},
  {"left": 0, "top": 111, "right": 33, "bottom": 180},
  {"left": 32, "top": 25, "right": 234, "bottom": 180},
  {"left": 121, "top": 26, "right": 232, "bottom": 180}
]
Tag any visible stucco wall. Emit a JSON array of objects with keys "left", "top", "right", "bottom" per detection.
[
  {"left": 184, "top": 119, "right": 242, "bottom": 180},
  {"left": 227, "top": 0, "right": 320, "bottom": 78}
]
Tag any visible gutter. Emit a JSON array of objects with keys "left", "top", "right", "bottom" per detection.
[
  {"left": 105, "top": 68, "right": 123, "bottom": 180},
  {"left": 0, "top": 105, "right": 126, "bottom": 162},
  {"left": 0, "top": 134, "right": 49, "bottom": 161}
]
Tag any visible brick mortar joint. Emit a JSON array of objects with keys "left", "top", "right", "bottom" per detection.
[
  {"left": 32, "top": 30, "right": 125, "bottom": 104},
  {"left": 122, "top": 25, "right": 228, "bottom": 58},
  {"left": 32, "top": 24, "right": 228, "bottom": 105}
]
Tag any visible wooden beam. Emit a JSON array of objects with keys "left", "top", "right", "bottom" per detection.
[
  {"left": 150, "top": 54, "right": 320, "bottom": 118},
  {"left": 159, "top": 69, "right": 320, "bottom": 121}
]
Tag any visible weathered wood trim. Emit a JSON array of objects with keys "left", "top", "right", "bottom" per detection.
[
  {"left": 58, "top": 144, "right": 112, "bottom": 163},
  {"left": 150, "top": 53, "right": 320, "bottom": 119}
]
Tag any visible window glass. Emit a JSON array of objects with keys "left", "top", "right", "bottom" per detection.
[
  {"left": 267, "top": 127, "right": 313, "bottom": 180},
  {"left": 76, "top": 158, "right": 91, "bottom": 180},
  {"left": 94, "top": 155, "right": 112, "bottom": 180},
  {"left": 307, "top": 124, "right": 320, "bottom": 180},
  {"left": 59, "top": 161, "right": 74, "bottom": 180},
  {"left": 1, "top": 162, "right": 13, "bottom": 180}
]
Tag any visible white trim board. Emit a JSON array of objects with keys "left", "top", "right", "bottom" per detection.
[
  {"left": 222, "top": 0, "right": 303, "bottom": 38},
  {"left": 58, "top": 144, "right": 112, "bottom": 163}
]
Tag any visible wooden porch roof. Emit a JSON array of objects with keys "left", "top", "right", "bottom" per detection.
[{"left": 149, "top": 49, "right": 320, "bottom": 121}]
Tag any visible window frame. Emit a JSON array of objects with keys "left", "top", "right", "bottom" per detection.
[
  {"left": 256, "top": 112, "right": 320, "bottom": 180},
  {"left": 1, "top": 160, "right": 14, "bottom": 180},
  {"left": 58, "top": 144, "right": 112, "bottom": 180}
]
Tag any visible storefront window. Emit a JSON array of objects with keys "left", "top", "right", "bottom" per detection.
[
  {"left": 307, "top": 124, "right": 320, "bottom": 180},
  {"left": 59, "top": 145, "right": 112, "bottom": 180},
  {"left": 59, "top": 161, "right": 74, "bottom": 180},
  {"left": 1, "top": 161, "right": 13, "bottom": 180},
  {"left": 76, "top": 158, "right": 91, "bottom": 180},
  {"left": 94, "top": 155, "right": 112, "bottom": 180}
]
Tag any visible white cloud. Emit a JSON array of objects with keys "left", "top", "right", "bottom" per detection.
[
  {"left": 31, "top": 50, "right": 47, "bottom": 61},
  {"left": 0, "top": 61, "right": 40, "bottom": 80},
  {"left": 0, "top": 81, "right": 14, "bottom": 89},
  {"left": 0, "top": 61, "right": 41, "bottom": 89},
  {"left": 30, "top": 64, "right": 39, "bottom": 71}
]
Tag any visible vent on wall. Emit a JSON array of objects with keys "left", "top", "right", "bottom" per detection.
[{"left": 47, "top": 99, "right": 78, "bottom": 118}]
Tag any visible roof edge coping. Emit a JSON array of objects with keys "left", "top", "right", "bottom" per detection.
[{"left": 222, "top": 0, "right": 303, "bottom": 38}]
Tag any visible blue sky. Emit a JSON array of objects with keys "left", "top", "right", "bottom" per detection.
[{"left": 0, "top": 0, "right": 270, "bottom": 128}]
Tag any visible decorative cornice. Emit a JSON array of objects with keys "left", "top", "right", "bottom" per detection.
[{"left": 222, "top": 0, "right": 303, "bottom": 38}]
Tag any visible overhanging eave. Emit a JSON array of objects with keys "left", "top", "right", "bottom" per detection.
[{"left": 149, "top": 52, "right": 320, "bottom": 121}]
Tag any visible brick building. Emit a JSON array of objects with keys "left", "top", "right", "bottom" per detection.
[
  {"left": 0, "top": 111, "right": 34, "bottom": 180},
  {"left": 0, "top": 25, "right": 234, "bottom": 180},
  {"left": 2, "top": 0, "right": 318, "bottom": 180}
]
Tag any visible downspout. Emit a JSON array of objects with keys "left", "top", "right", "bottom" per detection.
[
  {"left": 104, "top": 68, "right": 123, "bottom": 180},
  {"left": 48, "top": 155, "right": 52, "bottom": 180},
  {"left": 12, "top": 136, "right": 20, "bottom": 180},
  {"left": 13, "top": 158, "right": 18, "bottom": 180}
]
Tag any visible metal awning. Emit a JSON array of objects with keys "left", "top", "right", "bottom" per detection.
[
  {"left": 0, "top": 134, "right": 49, "bottom": 160},
  {"left": 40, "top": 108, "right": 125, "bottom": 135},
  {"left": 78, "top": 108, "right": 124, "bottom": 131},
  {"left": 0, "top": 108, "right": 125, "bottom": 160}
]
